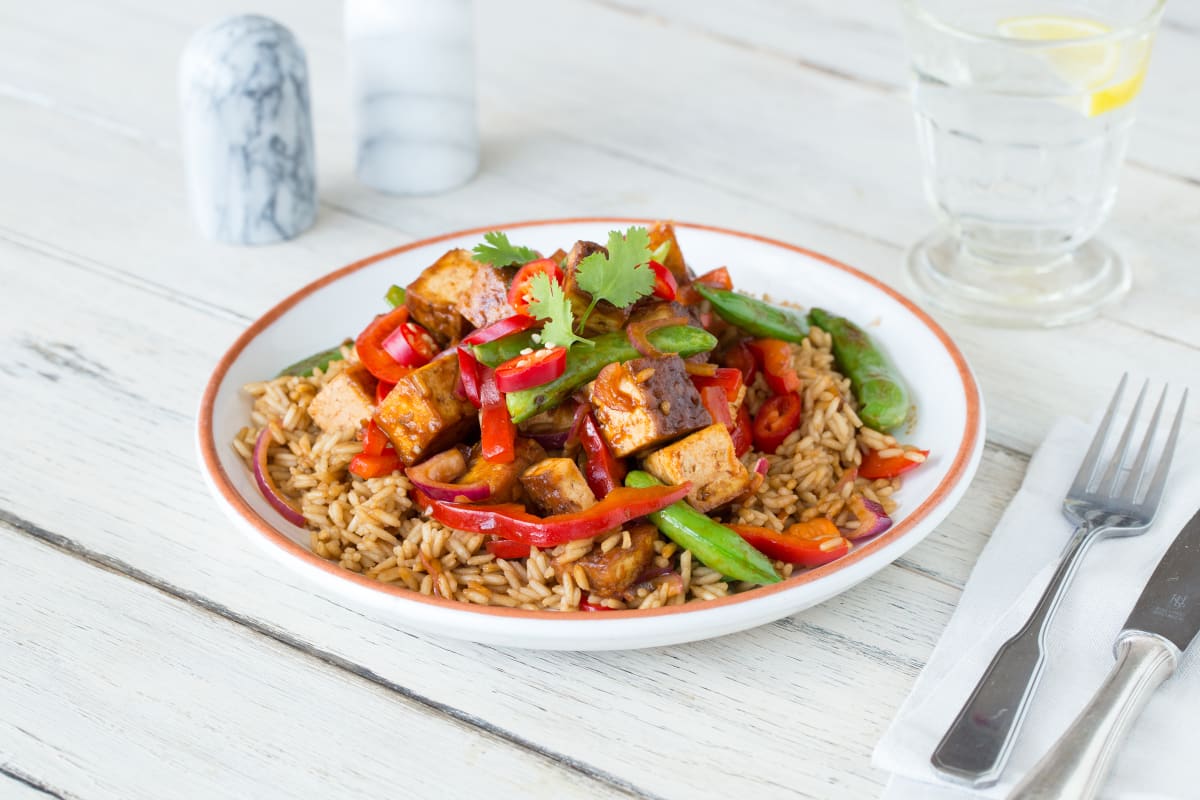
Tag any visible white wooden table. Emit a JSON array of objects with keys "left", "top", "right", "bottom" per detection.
[{"left": 3, "top": 2, "right": 1198, "bottom": 798}]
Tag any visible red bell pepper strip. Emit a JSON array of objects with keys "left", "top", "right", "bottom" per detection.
[
  {"left": 355, "top": 306, "right": 413, "bottom": 383},
  {"left": 579, "top": 412, "right": 626, "bottom": 498},
  {"left": 720, "top": 340, "right": 758, "bottom": 386},
  {"left": 349, "top": 451, "right": 403, "bottom": 479},
  {"left": 752, "top": 392, "right": 802, "bottom": 454},
  {"left": 695, "top": 266, "right": 733, "bottom": 290},
  {"left": 485, "top": 539, "right": 532, "bottom": 560},
  {"left": 729, "top": 519, "right": 851, "bottom": 568},
  {"left": 495, "top": 347, "right": 567, "bottom": 393},
  {"left": 649, "top": 260, "right": 678, "bottom": 301},
  {"left": 478, "top": 366, "right": 516, "bottom": 464},
  {"left": 578, "top": 596, "right": 616, "bottom": 612},
  {"left": 417, "top": 483, "right": 692, "bottom": 547},
  {"left": 358, "top": 419, "right": 391, "bottom": 457},
  {"left": 747, "top": 338, "right": 801, "bottom": 395},
  {"left": 508, "top": 259, "right": 563, "bottom": 317},
  {"left": 859, "top": 448, "right": 929, "bottom": 480},
  {"left": 462, "top": 314, "right": 537, "bottom": 346},
  {"left": 691, "top": 367, "right": 743, "bottom": 402},
  {"left": 375, "top": 379, "right": 396, "bottom": 406},
  {"left": 730, "top": 404, "right": 753, "bottom": 457},
  {"left": 699, "top": 385, "right": 734, "bottom": 431}
]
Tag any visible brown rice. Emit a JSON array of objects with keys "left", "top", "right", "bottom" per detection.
[{"left": 234, "top": 327, "right": 903, "bottom": 611}]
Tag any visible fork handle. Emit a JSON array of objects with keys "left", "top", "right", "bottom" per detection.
[
  {"left": 1009, "top": 633, "right": 1177, "bottom": 800},
  {"left": 931, "top": 523, "right": 1098, "bottom": 787}
]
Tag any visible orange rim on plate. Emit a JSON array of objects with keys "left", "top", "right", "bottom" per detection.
[{"left": 198, "top": 218, "right": 981, "bottom": 621}]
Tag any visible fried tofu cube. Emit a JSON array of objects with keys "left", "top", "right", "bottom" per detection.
[
  {"left": 648, "top": 221, "right": 690, "bottom": 283},
  {"left": 642, "top": 423, "right": 751, "bottom": 512},
  {"left": 457, "top": 439, "right": 547, "bottom": 504},
  {"left": 307, "top": 364, "right": 376, "bottom": 435},
  {"left": 562, "top": 240, "right": 630, "bottom": 336},
  {"left": 554, "top": 524, "right": 657, "bottom": 599},
  {"left": 520, "top": 457, "right": 596, "bottom": 515},
  {"left": 587, "top": 355, "right": 711, "bottom": 457},
  {"left": 405, "top": 248, "right": 480, "bottom": 345},
  {"left": 461, "top": 263, "right": 518, "bottom": 329},
  {"left": 375, "top": 354, "right": 477, "bottom": 465}
]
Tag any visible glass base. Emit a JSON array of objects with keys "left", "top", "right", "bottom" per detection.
[{"left": 905, "top": 229, "right": 1130, "bottom": 328}]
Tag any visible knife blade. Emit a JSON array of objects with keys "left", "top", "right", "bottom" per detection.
[
  {"left": 1011, "top": 507, "right": 1200, "bottom": 800},
  {"left": 1121, "top": 507, "right": 1200, "bottom": 653}
]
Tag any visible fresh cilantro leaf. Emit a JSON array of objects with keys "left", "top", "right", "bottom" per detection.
[
  {"left": 575, "top": 226, "right": 657, "bottom": 312},
  {"left": 472, "top": 231, "right": 540, "bottom": 267},
  {"left": 525, "top": 272, "right": 592, "bottom": 350}
]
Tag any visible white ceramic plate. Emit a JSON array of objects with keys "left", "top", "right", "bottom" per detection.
[{"left": 198, "top": 218, "right": 984, "bottom": 650}]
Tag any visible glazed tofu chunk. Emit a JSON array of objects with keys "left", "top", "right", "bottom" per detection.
[
  {"left": 562, "top": 240, "right": 630, "bottom": 336},
  {"left": 375, "top": 354, "right": 477, "bottom": 465},
  {"left": 554, "top": 524, "right": 657, "bottom": 599},
  {"left": 642, "top": 423, "right": 751, "bottom": 512},
  {"left": 307, "top": 364, "right": 375, "bottom": 435},
  {"left": 520, "top": 457, "right": 596, "bottom": 515},
  {"left": 587, "top": 355, "right": 711, "bottom": 457},
  {"left": 405, "top": 248, "right": 480, "bottom": 345},
  {"left": 647, "top": 221, "right": 690, "bottom": 283},
  {"left": 457, "top": 439, "right": 547, "bottom": 504},
  {"left": 461, "top": 263, "right": 518, "bottom": 329}
]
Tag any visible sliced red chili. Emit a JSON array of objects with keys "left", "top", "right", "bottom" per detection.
[
  {"left": 860, "top": 448, "right": 929, "bottom": 480},
  {"left": 649, "top": 260, "right": 678, "bottom": 301},
  {"left": 416, "top": 483, "right": 692, "bottom": 547},
  {"left": 478, "top": 366, "right": 516, "bottom": 464},
  {"left": 495, "top": 347, "right": 567, "bottom": 393},
  {"left": 349, "top": 451, "right": 403, "bottom": 479},
  {"left": 355, "top": 306, "right": 413, "bottom": 383},
  {"left": 579, "top": 411, "right": 626, "bottom": 499},
  {"left": 753, "top": 392, "right": 802, "bottom": 454},
  {"left": 747, "top": 338, "right": 801, "bottom": 395},
  {"left": 381, "top": 320, "right": 439, "bottom": 368},
  {"left": 485, "top": 539, "right": 532, "bottom": 560},
  {"left": 691, "top": 367, "right": 743, "bottom": 402},
  {"left": 729, "top": 520, "right": 850, "bottom": 568},
  {"left": 508, "top": 258, "right": 563, "bottom": 317}
]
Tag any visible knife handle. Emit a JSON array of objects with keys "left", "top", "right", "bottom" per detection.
[{"left": 1009, "top": 633, "right": 1178, "bottom": 800}]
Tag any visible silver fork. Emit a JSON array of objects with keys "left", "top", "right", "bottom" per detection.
[{"left": 930, "top": 375, "right": 1188, "bottom": 787}]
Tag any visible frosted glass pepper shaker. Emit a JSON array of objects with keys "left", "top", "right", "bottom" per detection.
[
  {"left": 345, "top": 0, "right": 479, "bottom": 195},
  {"left": 179, "top": 15, "right": 317, "bottom": 245}
]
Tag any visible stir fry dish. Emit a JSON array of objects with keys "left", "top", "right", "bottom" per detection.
[{"left": 235, "top": 223, "right": 929, "bottom": 611}]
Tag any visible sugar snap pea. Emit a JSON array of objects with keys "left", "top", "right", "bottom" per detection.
[
  {"left": 505, "top": 326, "right": 717, "bottom": 423},
  {"left": 277, "top": 339, "right": 353, "bottom": 378},
  {"left": 694, "top": 285, "right": 809, "bottom": 343},
  {"left": 809, "top": 308, "right": 910, "bottom": 431},
  {"left": 625, "top": 471, "right": 781, "bottom": 585}
]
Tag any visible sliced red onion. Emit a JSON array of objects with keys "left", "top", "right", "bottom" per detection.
[
  {"left": 753, "top": 457, "right": 770, "bottom": 477},
  {"left": 253, "top": 427, "right": 307, "bottom": 528},
  {"left": 406, "top": 448, "right": 491, "bottom": 503},
  {"left": 626, "top": 315, "right": 689, "bottom": 358},
  {"left": 528, "top": 430, "right": 569, "bottom": 450},
  {"left": 845, "top": 495, "right": 892, "bottom": 540}
]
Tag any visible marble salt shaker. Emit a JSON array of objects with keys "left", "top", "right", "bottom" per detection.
[
  {"left": 346, "top": 0, "right": 479, "bottom": 195},
  {"left": 179, "top": 15, "right": 317, "bottom": 245}
]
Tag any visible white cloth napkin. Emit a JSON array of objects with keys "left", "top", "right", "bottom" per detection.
[{"left": 873, "top": 415, "right": 1199, "bottom": 800}]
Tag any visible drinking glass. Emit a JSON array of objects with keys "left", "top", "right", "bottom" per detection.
[{"left": 899, "top": 0, "right": 1164, "bottom": 327}]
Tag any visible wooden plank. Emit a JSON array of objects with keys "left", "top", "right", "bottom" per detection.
[
  {"left": 599, "top": 0, "right": 1200, "bottom": 183},
  {"left": 0, "top": 0, "right": 1197, "bottom": 353},
  {"left": 0, "top": 234, "right": 987, "bottom": 799},
  {"left": 0, "top": 530, "right": 633, "bottom": 800}
]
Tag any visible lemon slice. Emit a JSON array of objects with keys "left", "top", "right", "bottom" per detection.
[{"left": 997, "top": 15, "right": 1147, "bottom": 116}]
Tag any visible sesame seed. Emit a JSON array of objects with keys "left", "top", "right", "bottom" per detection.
[{"left": 519, "top": 348, "right": 534, "bottom": 355}]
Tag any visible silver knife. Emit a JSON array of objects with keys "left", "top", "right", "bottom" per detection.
[{"left": 1010, "top": 508, "right": 1200, "bottom": 800}]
